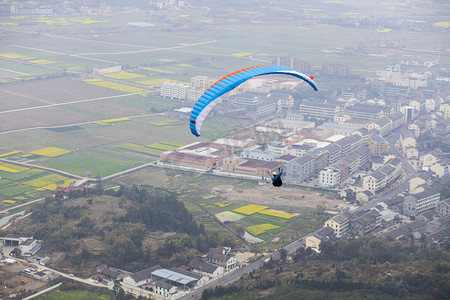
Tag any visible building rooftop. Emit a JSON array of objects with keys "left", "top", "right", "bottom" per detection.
[
  {"left": 388, "top": 111, "right": 404, "bottom": 120},
  {"left": 330, "top": 212, "right": 350, "bottom": 224},
  {"left": 206, "top": 251, "right": 233, "bottom": 263},
  {"left": 400, "top": 129, "right": 415, "bottom": 140},
  {"left": 345, "top": 118, "right": 371, "bottom": 125},
  {"left": 277, "top": 154, "right": 297, "bottom": 162},
  {"left": 238, "top": 159, "right": 282, "bottom": 169},
  {"left": 414, "top": 188, "right": 440, "bottom": 200},
  {"left": 293, "top": 155, "right": 315, "bottom": 165},
  {"left": 325, "top": 134, "right": 346, "bottom": 142},
  {"left": 151, "top": 268, "right": 198, "bottom": 285},
  {"left": 129, "top": 265, "right": 161, "bottom": 283},
  {"left": 155, "top": 280, "right": 176, "bottom": 290},
  {"left": 371, "top": 170, "right": 386, "bottom": 181},
  {"left": 188, "top": 260, "right": 219, "bottom": 274},
  {"left": 314, "top": 226, "right": 335, "bottom": 239},
  {"left": 374, "top": 116, "right": 391, "bottom": 127}
]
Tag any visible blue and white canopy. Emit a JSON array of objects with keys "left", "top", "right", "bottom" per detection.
[{"left": 189, "top": 65, "right": 318, "bottom": 137}]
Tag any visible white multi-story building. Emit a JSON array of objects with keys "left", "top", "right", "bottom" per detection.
[
  {"left": 319, "top": 168, "right": 341, "bottom": 188},
  {"left": 403, "top": 188, "right": 441, "bottom": 216},
  {"left": 160, "top": 82, "right": 190, "bottom": 100},
  {"left": 267, "top": 141, "right": 289, "bottom": 156}
]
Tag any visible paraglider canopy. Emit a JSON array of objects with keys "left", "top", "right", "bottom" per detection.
[{"left": 189, "top": 65, "right": 318, "bottom": 137}]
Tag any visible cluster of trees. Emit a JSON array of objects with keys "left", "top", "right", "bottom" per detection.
[
  {"left": 202, "top": 237, "right": 450, "bottom": 300},
  {"left": 3, "top": 185, "right": 234, "bottom": 271}
]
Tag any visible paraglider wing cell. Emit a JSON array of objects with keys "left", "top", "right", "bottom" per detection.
[{"left": 189, "top": 65, "right": 318, "bottom": 137}]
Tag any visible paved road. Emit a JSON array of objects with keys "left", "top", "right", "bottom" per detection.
[{"left": 180, "top": 255, "right": 270, "bottom": 300}]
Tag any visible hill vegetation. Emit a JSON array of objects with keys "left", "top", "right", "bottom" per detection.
[
  {"left": 3, "top": 186, "right": 237, "bottom": 273},
  {"left": 202, "top": 237, "right": 450, "bottom": 300}
]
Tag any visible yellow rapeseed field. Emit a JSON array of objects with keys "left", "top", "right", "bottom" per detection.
[
  {"left": 24, "top": 174, "right": 68, "bottom": 188},
  {"left": 0, "top": 151, "right": 21, "bottom": 158},
  {"left": 140, "top": 67, "right": 173, "bottom": 74},
  {"left": 2, "top": 200, "right": 16, "bottom": 204},
  {"left": 232, "top": 52, "right": 253, "bottom": 57},
  {"left": 0, "top": 53, "right": 28, "bottom": 59},
  {"left": 0, "top": 163, "right": 29, "bottom": 173},
  {"left": 103, "top": 72, "right": 145, "bottom": 79},
  {"left": 102, "top": 117, "right": 130, "bottom": 123},
  {"left": 246, "top": 223, "right": 280, "bottom": 236},
  {"left": 30, "top": 59, "right": 56, "bottom": 64},
  {"left": 42, "top": 183, "right": 58, "bottom": 191},
  {"left": 30, "top": 147, "right": 71, "bottom": 157},
  {"left": 83, "top": 79, "right": 149, "bottom": 93},
  {"left": 233, "top": 204, "right": 269, "bottom": 215},
  {"left": 59, "top": 179, "right": 76, "bottom": 188},
  {"left": 258, "top": 209, "right": 295, "bottom": 219},
  {"left": 434, "top": 22, "right": 450, "bottom": 28}
]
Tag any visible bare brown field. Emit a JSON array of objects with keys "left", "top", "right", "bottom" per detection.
[
  {"left": 0, "top": 78, "right": 121, "bottom": 111},
  {"left": 215, "top": 185, "right": 354, "bottom": 210}
]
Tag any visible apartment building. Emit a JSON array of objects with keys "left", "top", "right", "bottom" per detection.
[{"left": 403, "top": 188, "right": 441, "bottom": 216}]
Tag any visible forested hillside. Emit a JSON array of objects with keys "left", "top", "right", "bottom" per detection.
[
  {"left": 3, "top": 186, "right": 236, "bottom": 272},
  {"left": 202, "top": 237, "right": 450, "bottom": 300}
]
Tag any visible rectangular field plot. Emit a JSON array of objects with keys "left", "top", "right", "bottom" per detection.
[
  {"left": 162, "top": 141, "right": 185, "bottom": 147},
  {"left": 0, "top": 151, "right": 21, "bottom": 158},
  {"left": 23, "top": 173, "right": 69, "bottom": 188},
  {"left": 39, "top": 147, "right": 155, "bottom": 177},
  {"left": 95, "top": 117, "right": 130, "bottom": 126},
  {"left": 246, "top": 223, "right": 280, "bottom": 236},
  {"left": 30, "top": 147, "right": 71, "bottom": 157},
  {"left": 233, "top": 204, "right": 269, "bottom": 215},
  {"left": 148, "top": 120, "right": 179, "bottom": 126},
  {"left": 258, "top": 209, "right": 295, "bottom": 219},
  {"left": 0, "top": 163, "right": 29, "bottom": 173},
  {"left": 0, "top": 183, "right": 36, "bottom": 198},
  {"left": 83, "top": 79, "right": 149, "bottom": 93},
  {"left": 119, "top": 143, "right": 164, "bottom": 156},
  {"left": 146, "top": 143, "right": 178, "bottom": 151},
  {"left": 103, "top": 72, "right": 146, "bottom": 79},
  {"left": 215, "top": 211, "right": 244, "bottom": 223},
  {"left": 140, "top": 67, "right": 174, "bottom": 74}
]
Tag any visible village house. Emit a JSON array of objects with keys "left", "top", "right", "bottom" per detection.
[
  {"left": 324, "top": 212, "right": 351, "bottom": 238},
  {"left": 206, "top": 250, "right": 237, "bottom": 271},
  {"left": 305, "top": 226, "right": 335, "bottom": 252},
  {"left": 122, "top": 265, "right": 161, "bottom": 287},
  {"left": 349, "top": 209, "right": 382, "bottom": 236},
  {"left": 3, "top": 234, "right": 42, "bottom": 257},
  {"left": 399, "top": 129, "right": 416, "bottom": 154},
  {"left": 154, "top": 280, "right": 177, "bottom": 298},
  {"left": 426, "top": 215, "right": 450, "bottom": 233},
  {"left": 403, "top": 188, "right": 441, "bottom": 216},
  {"left": 409, "top": 172, "right": 434, "bottom": 193},
  {"left": 367, "top": 116, "right": 391, "bottom": 137},
  {"left": 187, "top": 259, "right": 224, "bottom": 278},
  {"left": 437, "top": 198, "right": 450, "bottom": 217}
]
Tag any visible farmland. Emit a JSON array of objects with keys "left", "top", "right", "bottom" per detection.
[{"left": 0, "top": 2, "right": 446, "bottom": 245}]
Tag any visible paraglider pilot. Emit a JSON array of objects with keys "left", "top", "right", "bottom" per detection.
[{"left": 268, "top": 168, "right": 283, "bottom": 187}]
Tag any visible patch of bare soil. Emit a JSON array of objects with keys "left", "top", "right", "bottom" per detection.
[
  {"left": 216, "top": 185, "right": 354, "bottom": 210},
  {"left": 0, "top": 264, "right": 48, "bottom": 298}
]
